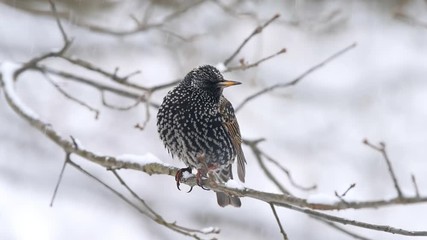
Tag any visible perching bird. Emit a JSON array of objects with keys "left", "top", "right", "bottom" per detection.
[{"left": 157, "top": 65, "right": 246, "bottom": 207}]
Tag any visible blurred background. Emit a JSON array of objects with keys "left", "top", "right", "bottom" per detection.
[{"left": 1, "top": 0, "right": 427, "bottom": 239}]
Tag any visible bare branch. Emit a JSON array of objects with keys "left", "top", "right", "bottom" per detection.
[
  {"left": 134, "top": 95, "right": 152, "bottom": 131},
  {"left": 110, "top": 170, "right": 161, "bottom": 218},
  {"left": 5, "top": 0, "right": 205, "bottom": 38},
  {"left": 270, "top": 203, "right": 289, "bottom": 240},
  {"left": 260, "top": 149, "right": 316, "bottom": 192},
  {"left": 224, "top": 48, "right": 287, "bottom": 73},
  {"left": 110, "top": 170, "right": 220, "bottom": 237},
  {"left": 101, "top": 91, "right": 144, "bottom": 111},
  {"left": 149, "top": 79, "right": 181, "bottom": 92},
  {"left": 15, "top": 0, "right": 72, "bottom": 77},
  {"left": 38, "top": 66, "right": 160, "bottom": 107},
  {"left": 159, "top": 28, "right": 201, "bottom": 42},
  {"left": 245, "top": 139, "right": 291, "bottom": 194},
  {"left": 412, "top": 174, "right": 420, "bottom": 198},
  {"left": 68, "top": 161, "right": 212, "bottom": 240},
  {"left": 48, "top": 0, "right": 69, "bottom": 44},
  {"left": 70, "top": 0, "right": 205, "bottom": 37},
  {"left": 334, "top": 183, "right": 356, "bottom": 205},
  {"left": 43, "top": 71, "right": 100, "bottom": 119},
  {"left": 340, "top": 183, "right": 356, "bottom": 197},
  {"left": 315, "top": 218, "right": 375, "bottom": 240},
  {"left": 223, "top": 13, "right": 280, "bottom": 66},
  {"left": 235, "top": 42, "right": 357, "bottom": 112},
  {"left": 60, "top": 56, "right": 146, "bottom": 91},
  {"left": 274, "top": 202, "right": 427, "bottom": 236},
  {"left": 363, "top": 139, "right": 403, "bottom": 198},
  {"left": 50, "top": 152, "right": 69, "bottom": 207}
]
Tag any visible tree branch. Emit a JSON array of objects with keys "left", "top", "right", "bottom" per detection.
[
  {"left": 235, "top": 42, "right": 357, "bottom": 112},
  {"left": 67, "top": 160, "right": 215, "bottom": 240},
  {"left": 274, "top": 202, "right": 427, "bottom": 237},
  {"left": 223, "top": 13, "right": 280, "bottom": 66},
  {"left": 50, "top": 151, "right": 69, "bottom": 207},
  {"left": 14, "top": 0, "right": 72, "bottom": 77},
  {"left": 270, "top": 203, "right": 289, "bottom": 240},
  {"left": 43, "top": 71, "right": 100, "bottom": 119},
  {"left": 363, "top": 139, "right": 404, "bottom": 198},
  {"left": 224, "top": 48, "right": 287, "bottom": 73}
]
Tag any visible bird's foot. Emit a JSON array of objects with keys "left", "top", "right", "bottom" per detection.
[
  {"left": 175, "top": 167, "right": 193, "bottom": 192},
  {"left": 195, "top": 169, "right": 210, "bottom": 191}
]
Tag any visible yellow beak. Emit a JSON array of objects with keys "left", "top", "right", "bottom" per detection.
[{"left": 217, "top": 80, "right": 241, "bottom": 88}]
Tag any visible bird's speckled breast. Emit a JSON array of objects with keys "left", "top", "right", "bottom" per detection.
[{"left": 157, "top": 85, "right": 235, "bottom": 169}]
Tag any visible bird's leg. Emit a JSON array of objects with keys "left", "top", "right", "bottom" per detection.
[
  {"left": 175, "top": 166, "right": 193, "bottom": 192},
  {"left": 195, "top": 152, "right": 210, "bottom": 191},
  {"left": 195, "top": 169, "right": 210, "bottom": 191}
]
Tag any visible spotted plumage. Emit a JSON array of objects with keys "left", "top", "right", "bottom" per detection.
[{"left": 157, "top": 65, "right": 246, "bottom": 207}]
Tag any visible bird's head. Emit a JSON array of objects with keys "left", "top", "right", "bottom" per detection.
[{"left": 182, "top": 65, "right": 241, "bottom": 97}]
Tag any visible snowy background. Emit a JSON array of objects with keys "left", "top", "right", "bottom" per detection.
[{"left": 1, "top": 0, "right": 427, "bottom": 239}]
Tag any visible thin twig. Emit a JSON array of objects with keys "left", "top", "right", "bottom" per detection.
[
  {"left": 270, "top": 203, "right": 289, "bottom": 240},
  {"left": 159, "top": 28, "right": 200, "bottom": 41},
  {"left": 50, "top": 135, "right": 79, "bottom": 207},
  {"left": 334, "top": 183, "right": 356, "bottom": 205},
  {"left": 149, "top": 79, "right": 181, "bottom": 92},
  {"left": 224, "top": 48, "right": 286, "bottom": 72},
  {"left": 60, "top": 56, "right": 146, "bottom": 91},
  {"left": 363, "top": 139, "right": 403, "bottom": 199},
  {"left": 68, "top": 160, "right": 212, "bottom": 240},
  {"left": 411, "top": 174, "right": 420, "bottom": 198},
  {"left": 101, "top": 91, "right": 144, "bottom": 111},
  {"left": 68, "top": 160, "right": 151, "bottom": 218},
  {"left": 50, "top": 153, "right": 69, "bottom": 207},
  {"left": 260, "top": 150, "right": 316, "bottom": 191},
  {"left": 70, "top": 0, "right": 205, "bottom": 37},
  {"left": 235, "top": 42, "right": 357, "bottom": 112},
  {"left": 39, "top": 66, "right": 160, "bottom": 108},
  {"left": 223, "top": 13, "right": 280, "bottom": 66},
  {"left": 15, "top": 0, "right": 72, "bottom": 77},
  {"left": 340, "top": 183, "right": 356, "bottom": 197},
  {"left": 43, "top": 71, "right": 100, "bottom": 119},
  {"left": 315, "top": 218, "right": 374, "bottom": 240},
  {"left": 48, "top": 0, "right": 69, "bottom": 43},
  {"left": 274, "top": 202, "right": 427, "bottom": 236},
  {"left": 134, "top": 93, "right": 152, "bottom": 130},
  {"left": 110, "top": 170, "right": 164, "bottom": 219},
  {"left": 110, "top": 170, "right": 220, "bottom": 235},
  {"left": 244, "top": 139, "right": 290, "bottom": 194}
]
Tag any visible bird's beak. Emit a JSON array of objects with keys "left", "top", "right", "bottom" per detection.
[{"left": 217, "top": 80, "right": 241, "bottom": 88}]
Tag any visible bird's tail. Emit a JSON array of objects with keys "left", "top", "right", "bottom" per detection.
[{"left": 214, "top": 165, "right": 241, "bottom": 207}]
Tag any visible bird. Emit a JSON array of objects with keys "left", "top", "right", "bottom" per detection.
[{"left": 157, "top": 65, "right": 246, "bottom": 207}]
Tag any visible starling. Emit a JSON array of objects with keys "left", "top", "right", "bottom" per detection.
[{"left": 157, "top": 65, "right": 246, "bottom": 207}]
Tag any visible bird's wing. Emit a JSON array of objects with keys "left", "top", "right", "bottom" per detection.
[{"left": 219, "top": 96, "right": 246, "bottom": 182}]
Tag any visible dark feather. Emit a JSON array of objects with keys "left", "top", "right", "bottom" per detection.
[
  {"left": 219, "top": 96, "right": 247, "bottom": 182},
  {"left": 215, "top": 165, "right": 241, "bottom": 207}
]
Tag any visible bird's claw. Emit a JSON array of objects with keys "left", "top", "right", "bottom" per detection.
[
  {"left": 196, "top": 170, "right": 210, "bottom": 191},
  {"left": 175, "top": 167, "right": 192, "bottom": 191}
]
